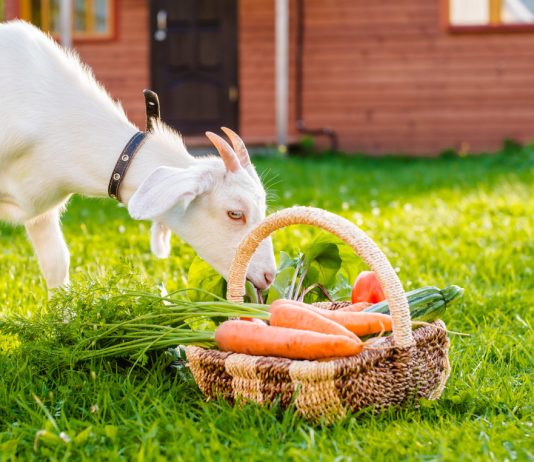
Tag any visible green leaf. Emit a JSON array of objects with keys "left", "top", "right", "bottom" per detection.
[
  {"left": 245, "top": 280, "right": 259, "bottom": 304},
  {"left": 186, "top": 257, "right": 226, "bottom": 302},
  {"left": 302, "top": 242, "right": 341, "bottom": 288},
  {"left": 301, "top": 234, "right": 338, "bottom": 266},
  {"left": 328, "top": 273, "right": 353, "bottom": 301},
  {"left": 337, "top": 244, "right": 365, "bottom": 286},
  {"left": 278, "top": 251, "right": 301, "bottom": 271},
  {"left": 266, "top": 266, "right": 297, "bottom": 304}
]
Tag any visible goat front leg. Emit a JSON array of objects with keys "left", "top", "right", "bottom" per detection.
[{"left": 25, "top": 208, "right": 70, "bottom": 290}]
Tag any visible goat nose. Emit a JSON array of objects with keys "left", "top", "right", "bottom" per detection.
[{"left": 264, "top": 272, "right": 274, "bottom": 286}]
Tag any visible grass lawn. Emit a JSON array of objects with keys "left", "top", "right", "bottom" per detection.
[{"left": 0, "top": 147, "right": 532, "bottom": 461}]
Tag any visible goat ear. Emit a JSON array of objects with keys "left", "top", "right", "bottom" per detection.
[
  {"left": 150, "top": 222, "right": 171, "bottom": 258},
  {"left": 128, "top": 166, "right": 212, "bottom": 220}
]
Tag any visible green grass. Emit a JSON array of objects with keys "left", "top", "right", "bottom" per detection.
[{"left": 0, "top": 147, "right": 533, "bottom": 460}]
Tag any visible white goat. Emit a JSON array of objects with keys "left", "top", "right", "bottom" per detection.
[{"left": 0, "top": 21, "right": 276, "bottom": 291}]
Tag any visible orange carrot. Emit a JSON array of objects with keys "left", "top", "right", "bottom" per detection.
[
  {"left": 240, "top": 317, "right": 268, "bottom": 325},
  {"left": 271, "top": 299, "right": 317, "bottom": 309},
  {"left": 269, "top": 303, "right": 360, "bottom": 341},
  {"left": 272, "top": 299, "right": 392, "bottom": 336},
  {"left": 272, "top": 299, "right": 369, "bottom": 313},
  {"left": 311, "top": 311, "right": 392, "bottom": 336},
  {"left": 215, "top": 320, "right": 363, "bottom": 359},
  {"left": 337, "top": 302, "right": 372, "bottom": 312}
]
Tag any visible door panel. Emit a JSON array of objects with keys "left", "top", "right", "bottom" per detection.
[{"left": 150, "top": 0, "right": 238, "bottom": 135}]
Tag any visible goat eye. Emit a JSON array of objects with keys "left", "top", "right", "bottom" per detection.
[{"left": 227, "top": 210, "right": 244, "bottom": 221}]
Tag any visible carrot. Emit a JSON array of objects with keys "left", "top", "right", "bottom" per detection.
[
  {"left": 272, "top": 299, "right": 392, "bottom": 336},
  {"left": 240, "top": 317, "right": 268, "bottom": 325},
  {"left": 269, "top": 303, "right": 360, "bottom": 341},
  {"left": 337, "top": 302, "right": 372, "bottom": 312},
  {"left": 311, "top": 311, "right": 392, "bottom": 336},
  {"left": 272, "top": 299, "right": 318, "bottom": 310},
  {"left": 215, "top": 320, "right": 363, "bottom": 359}
]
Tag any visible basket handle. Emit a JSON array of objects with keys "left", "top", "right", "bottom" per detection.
[{"left": 226, "top": 206, "right": 414, "bottom": 348}]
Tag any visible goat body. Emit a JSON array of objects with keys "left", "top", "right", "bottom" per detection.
[{"left": 0, "top": 21, "right": 276, "bottom": 290}]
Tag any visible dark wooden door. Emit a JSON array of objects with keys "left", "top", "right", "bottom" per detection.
[{"left": 149, "top": 0, "right": 238, "bottom": 135}]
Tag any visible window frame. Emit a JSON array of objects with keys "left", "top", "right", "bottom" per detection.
[
  {"left": 441, "top": 0, "right": 534, "bottom": 33},
  {"left": 19, "top": 0, "right": 118, "bottom": 42}
]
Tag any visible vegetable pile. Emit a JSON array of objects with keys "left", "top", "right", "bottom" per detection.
[
  {"left": 213, "top": 280, "right": 463, "bottom": 360},
  {"left": 215, "top": 298, "right": 389, "bottom": 360},
  {"left": 185, "top": 234, "right": 463, "bottom": 360},
  {"left": 0, "top": 235, "right": 464, "bottom": 367}
]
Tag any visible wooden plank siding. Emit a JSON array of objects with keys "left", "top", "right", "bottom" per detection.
[
  {"left": 4, "top": 0, "right": 149, "bottom": 129},
  {"left": 74, "top": 0, "right": 149, "bottom": 129},
  {"left": 4, "top": 0, "right": 19, "bottom": 19},
  {"left": 239, "top": 0, "right": 534, "bottom": 155},
  {"left": 4, "top": 0, "right": 534, "bottom": 154}
]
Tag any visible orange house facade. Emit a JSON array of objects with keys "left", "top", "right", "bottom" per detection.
[{"left": 3, "top": 0, "right": 534, "bottom": 155}]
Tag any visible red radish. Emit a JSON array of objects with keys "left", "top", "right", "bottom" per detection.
[{"left": 351, "top": 271, "right": 385, "bottom": 304}]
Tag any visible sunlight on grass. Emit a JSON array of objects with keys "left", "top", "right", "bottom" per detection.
[{"left": 0, "top": 147, "right": 532, "bottom": 460}]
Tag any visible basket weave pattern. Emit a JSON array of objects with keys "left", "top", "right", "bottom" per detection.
[
  {"left": 187, "top": 321, "right": 449, "bottom": 422},
  {"left": 186, "top": 207, "right": 451, "bottom": 422}
]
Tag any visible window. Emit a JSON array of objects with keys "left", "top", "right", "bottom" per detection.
[
  {"left": 20, "top": 0, "right": 115, "bottom": 40},
  {"left": 448, "top": 0, "right": 534, "bottom": 29}
]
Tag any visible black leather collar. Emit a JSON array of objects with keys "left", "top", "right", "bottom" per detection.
[{"left": 108, "top": 90, "right": 161, "bottom": 203}]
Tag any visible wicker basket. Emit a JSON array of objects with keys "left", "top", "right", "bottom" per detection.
[{"left": 186, "top": 206, "right": 450, "bottom": 423}]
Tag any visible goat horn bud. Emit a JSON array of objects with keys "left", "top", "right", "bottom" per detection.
[
  {"left": 221, "top": 127, "right": 251, "bottom": 168},
  {"left": 205, "top": 131, "right": 240, "bottom": 172}
]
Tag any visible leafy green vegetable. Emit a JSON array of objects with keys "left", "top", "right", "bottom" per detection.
[
  {"left": 266, "top": 234, "right": 352, "bottom": 303},
  {"left": 278, "top": 250, "right": 300, "bottom": 271},
  {"left": 328, "top": 273, "right": 353, "bottom": 301},
  {"left": 186, "top": 257, "right": 226, "bottom": 302},
  {"left": 186, "top": 256, "right": 261, "bottom": 304},
  {"left": 302, "top": 242, "right": 341, "bottom": 294},
  {"left": 265, "top": 265, "right": 298, "bottom": 304},
  {"left": 185, "top": 234, "right": 355, "bottom": 304}
]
